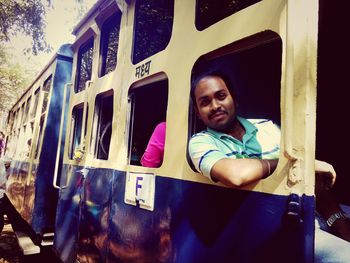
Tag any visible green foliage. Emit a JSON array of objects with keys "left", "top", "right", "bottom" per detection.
[
  {"left": 0, "top": 0, "right": 52, "bottom": 55},
  {"left": 0, "top": 46, "right": 31, "bottom": 113}
]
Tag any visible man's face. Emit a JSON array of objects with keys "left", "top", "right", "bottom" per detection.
[{"left": 194, "top": 75, "right": 237, "bottom": 132}]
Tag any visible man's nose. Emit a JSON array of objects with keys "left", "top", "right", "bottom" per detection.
[{"left": 210, "top": 99, "right": 220, "bottom": 110}]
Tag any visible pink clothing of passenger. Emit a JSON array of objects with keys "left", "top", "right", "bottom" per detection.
[{"left": 141, "top": 122, "right": 166, "bottom": 168}]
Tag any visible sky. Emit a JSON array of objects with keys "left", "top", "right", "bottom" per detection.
[{"left": 7, "top": 0, "right": 96, "bottom": 76}]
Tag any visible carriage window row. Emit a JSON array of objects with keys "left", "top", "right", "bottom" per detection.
[
  {"left": 74, "top": 10, "right": 122, "bottom": 93},
  {"left": 68, "top": 35, "right": 282, "bottom": 169},
  {"left": 68, "top": 92, "right": 114, "bottom": 161},
  {"left": 9, "top": 88, "right": 38, "bottom": 132},
  {"left": 73, "top": 1, "right": 174, "bottom": 93},
  {"left": 68, "top": 78, "right": 168, "bottom": 163},
  {"left": 74, "top": 0, "right": 259, "bottom": 92},
  {"left": 6, "top": 74, "right": 52, "bottom": 160}
]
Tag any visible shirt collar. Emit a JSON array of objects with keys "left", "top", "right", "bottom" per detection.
[{"left": 206, "top": 116, "right": 257, "bottom": 139}]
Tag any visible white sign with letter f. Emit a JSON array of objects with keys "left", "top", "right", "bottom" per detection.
[{"left": 124, "top": 172, "right": 155, "bottom": 211}]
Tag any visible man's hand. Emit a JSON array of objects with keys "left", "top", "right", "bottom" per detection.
[{"left": 315, "top": 160, "right": 336, "bottom": 191}]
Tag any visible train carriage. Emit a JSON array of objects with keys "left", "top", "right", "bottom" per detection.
[
  {"left": 53, "top": 0, "right": 318, "bottom": 262},
  {"left": 4, "top": 44, "right": 73, "bottom": 249},
  {"left": 3, "top": 0, "right": 349, "bottom": 262}
]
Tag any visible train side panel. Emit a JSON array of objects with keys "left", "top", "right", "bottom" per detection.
[
  {"left": 54, "top": 166, "right": 314, "bottom": 263},
  {"left": 5, "top": 45, "right": 73, "bottom": 242}
]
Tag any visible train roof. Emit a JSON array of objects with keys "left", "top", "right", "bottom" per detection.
[
  {"left": 72, "top": 0, "right": 131, "bottom": 37},
  {"left": 9, "top": 44, "right": 73, "bottom": 112}
]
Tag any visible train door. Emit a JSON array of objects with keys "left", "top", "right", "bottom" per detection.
[
  {"left": 53, "top": 3, "right": 122, "bottom": 261},
  {"left": 53, "top": 17, "right": 96, "bottom": 261}
]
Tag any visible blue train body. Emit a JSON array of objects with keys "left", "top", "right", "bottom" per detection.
[
  {"left": 5, "top": 44, "right": 73, "bottom": 241},
  {"left": 54, "top": 165, "right": 314, "bottom": 263}
]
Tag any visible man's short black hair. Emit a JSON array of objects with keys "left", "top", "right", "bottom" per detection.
[{"left": 190, "top": 69, "right": 235, "bottom": 107}]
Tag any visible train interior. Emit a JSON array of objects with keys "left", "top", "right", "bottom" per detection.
[
  {"left": 127, "top": 78, "right": 169, "bottom": 166},
  {"left": 316, "top": 1, "right": 350, "bottom": 205},
  {"left": 90, "top": 90, "right": 114, "bottom": 160}
]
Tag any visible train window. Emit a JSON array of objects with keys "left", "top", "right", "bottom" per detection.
[
  {"left": 8, "top": 112, "right": 14, "bottom": 132},
  {"left": 91, "top": 91, "right": 113, "bottom": 160},
  {"left": 69, "top": 104, "right": 88, "bottom": 159},
  {"left": 24, "top": 96, "right": 31, "bottom": 124},
  {"left": 16, "top": 109, "right": 20, "bottom": 130},
  {"left": 75, "top": 37, "right": 94, "bottom": 93},
  {"left": 188, "top": 33, "right": 282, "bottom": 171},
  {"left": 31, "top": 88, "right": 40, "bottom": 118},
  {"left": 100, "top": 12, "right": 121, "bottom": 77},
  {"left": 20, "top": 103, "right": 25, "bottom": 125},
  {"left": 132, "top": 0, "right": 174, "bottom": 64},
  {"left": 127, "top": 75, "right": 168, "bottom": 166},
  {"left": 13, "top": 111, "right": 17, "bottom": 130},
  {"left": 196, "top": 0, "right": 261, "bottom": 31},
  {"left": 42, "top": 76, "right": 52, "bottom": 114},
  {"left": 35, "top": 115, "right": 45, "bottom": 159},
  {"left": 12, "top": 111, "right": 16, "bottom": 132}
]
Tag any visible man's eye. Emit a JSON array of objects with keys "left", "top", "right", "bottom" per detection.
[
  {"left": 218, "top": 93, "right": 227, "bottom": 100},
  {"left": 200, "top": 100, "right": 209, "bottom": 106}
]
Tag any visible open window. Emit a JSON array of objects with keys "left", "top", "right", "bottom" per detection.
[
  {"left": 69, "top": 104, "right": 88, "bottom": 159},
  {"left": 12, "top": 110, "right": 17, "bottom": 132},
  {"left": 20, "top": 103, "right": 25, "bottom": 126},
  {"left": 195, "top": 0, "right": 261, "bottom": 30},
  {"left": 31, "top": 88, "right": 40, "bottom": 119},
  {"left": 99, "top": 12, "right": 122, "bottom": 77},
  {"left": 41, "top": 76, "right": 52, "bottom": 114},
  {"left": 132, "top": 0, "right": 174, "bottom": 64},
  {"left": 24, "top": 96, "right": 31, "bottom": 124},
  {"left": 34, "top": 116, "right": 45, "bottom": 159},
  {"left": 75, "top": 37, "right": 94, "bottom": 92},
  {"left": 33, "top": 75, "right": 52, "bottom": 160},
  {"left": 127, "top": 74, "right": 168, "bottom": 167},
  {"left": 90, "top": 90, "right": 113, "bottom": 160},
  {"left": 188, "top": 32, "right": 282, "bottom": 171}
]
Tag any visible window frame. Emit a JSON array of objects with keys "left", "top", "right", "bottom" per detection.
[
  {"left": 75, "top": 37, "right": 95, "bottom": 93},
  {"left": 195, "top": 0, "right": 262, "bottom": 31},
  {"left": 187, "top": 32, "right": 282, "bottom": 172},
  {"left": 90, "top": 90, "right": 114, "bottom": 160},
  {"left": 126, "top": 73, "right": 169, "bottom": 167},
  {"left": 68, "top": 103, "right": 89, "bottom": 159},
  {"left": 132, "top": 0, "right": 174, "bottom": 64},
  {"left": 99, "top": 12, "right": 122, "bottom": 77}
]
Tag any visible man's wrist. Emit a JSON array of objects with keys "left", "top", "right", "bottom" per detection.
[
  {"left": 326, "top": 211, "right": 347, "bottom": 228},
  {"left": 261, "top": 159, "right": 271, "bottom": 179}
]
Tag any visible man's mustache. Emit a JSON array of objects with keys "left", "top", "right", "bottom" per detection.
[{"left": 209, "top": 109, "right": 228, "bottom": 119}]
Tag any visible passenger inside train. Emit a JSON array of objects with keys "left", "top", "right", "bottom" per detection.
[
  {"left": 188, "top": 69, "right": 350, "bottom": 261},
  {"left": 141, "top": 122, "right": 166, "bottom": 168}
]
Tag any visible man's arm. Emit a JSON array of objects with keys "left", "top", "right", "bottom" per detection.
[
  {"left": 315, "top": 159, "right": 336, "bottom": 190},
  {"left": 314, "top": 160, "right": 350, "bottom": 242},
  {"left": 211, "top": 158, "right": 278, "bottom": 188}
]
